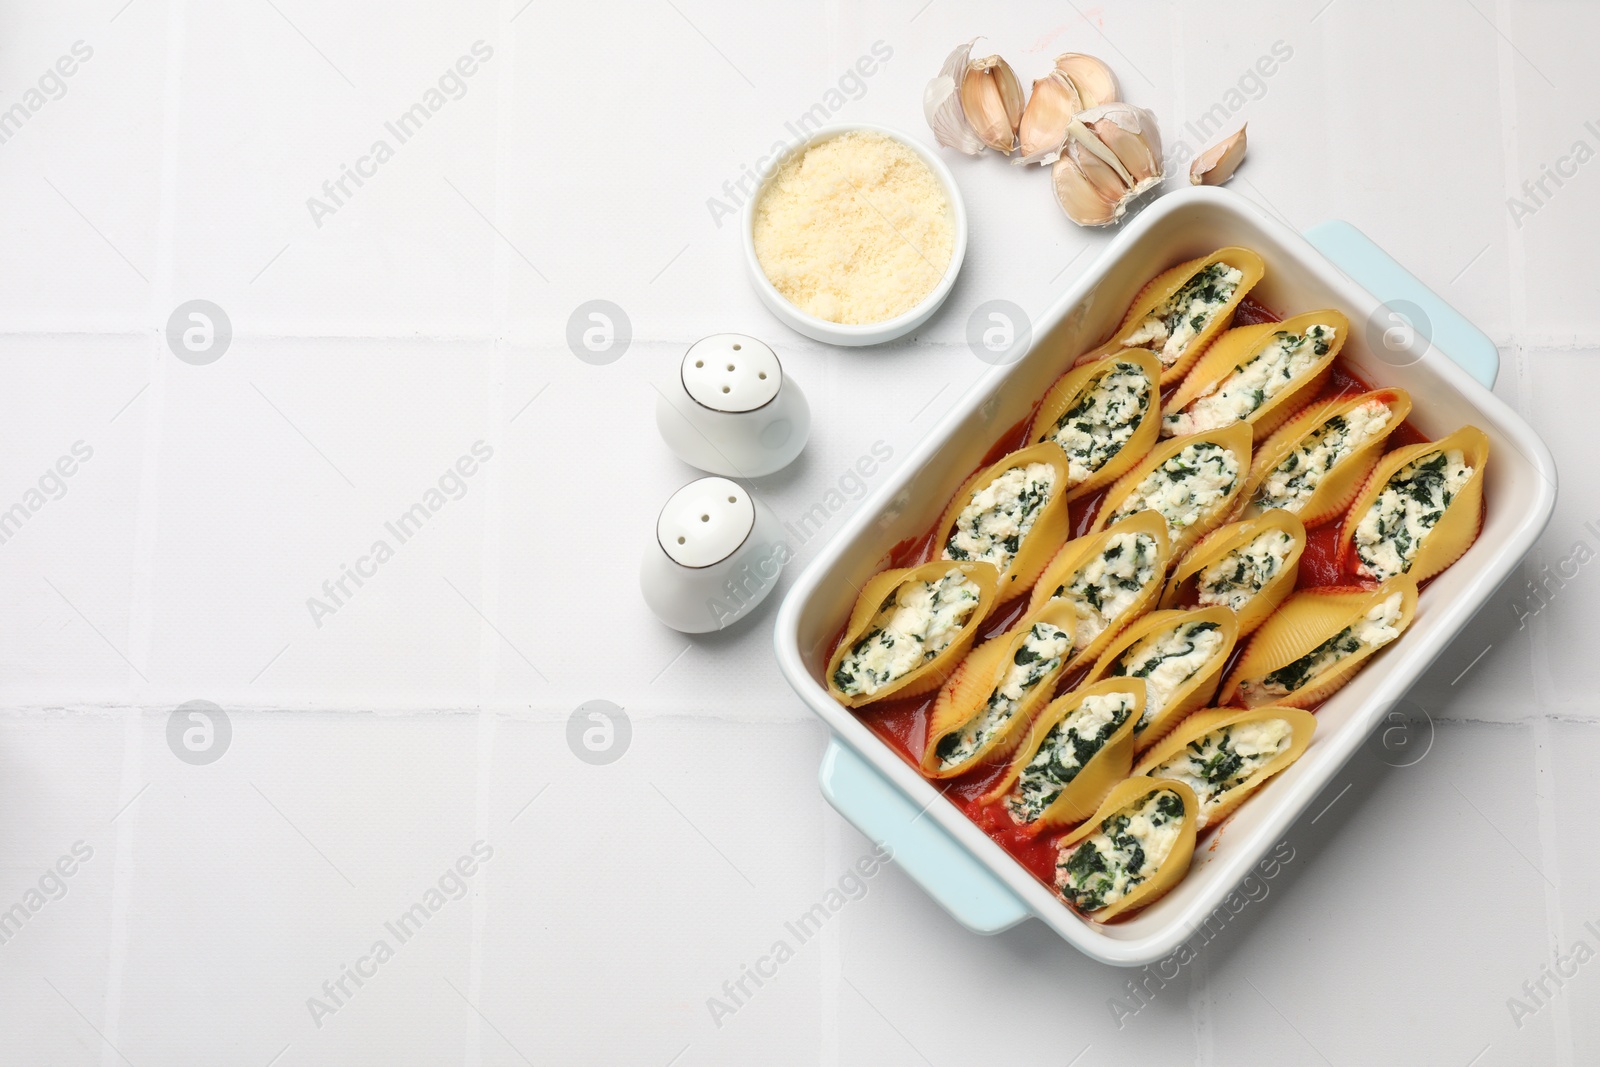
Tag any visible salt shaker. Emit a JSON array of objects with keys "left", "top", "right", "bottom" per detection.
[
  {"left": 640, "top": 476, "right": 789, "bottom": 633},
  {"left": 654, "top": 334, "right": 809, "bottom": 477}
]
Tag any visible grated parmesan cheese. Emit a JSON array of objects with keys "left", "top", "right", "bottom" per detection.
[{"left": 752, "top": 131, "right": 953, "bottom": 325}]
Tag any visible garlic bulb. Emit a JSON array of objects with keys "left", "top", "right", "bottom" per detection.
[
  {"left": 1017, "top": 53, "right": 1120, "bottom": 165},
  {"left": 1051, "top": 102, "right": 1164, "bottom": 227},
  {"left": 923, "top": 41, "right": 1024, "bottom": 155},
  {"left": 1190, "top": 125, "right": 1247, "bottom": 186}
]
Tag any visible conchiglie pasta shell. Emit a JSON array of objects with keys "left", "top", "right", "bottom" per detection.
[
  {"left": 1162, "top": 310, "right": 1349, "bottom": 441},
  {"left": 1055, "top": 776, "right": 1199, "bottom": 922},
  {"left": 1025, "top": 510, "right": 1171, "bottom": 663},
  {"left": 1218, "top": 575, "right": 1418, "bottom": 708},
  {"left": 980, "top": 677, "right": 1146, "bottom": 831},
  {"left": 1131, "top": 706, "right": 1316, "bottom": 828},
  {"left": 1030, "top": 349, "right": 1163, "bottom": 501},
  {"left": 1235, "top": 388, "right": 1413, "bottom": 527},
  {"left": 932, "top": 441, "right": 1072, "bottom": 605},
  {"left": 1080, "top": 605, "right": 1238, "bottom": 753},
  {"left": 1159, "top": 510, "right": 1305, "bottom": 637},
  {"left": 1074, "top": 247, "right": 1267, "bottom": 386},
  {"left": 922, "top": 600, "right": 1081, "bottom": 778},
  {"left": 1335, "top": 425, "right": 1490, "bottom": 583},
  {"left": 825, "top": 560, "right": 1002, "bottom": 708},
  {"left": 1090, "top": 420, "right": 1253, "bottom": 559}
]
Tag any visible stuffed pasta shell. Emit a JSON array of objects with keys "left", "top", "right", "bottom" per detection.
[
  {"left": 983, "top": 678, "right": 1145, "bottom": 831},
  {"left": 1132, "top": 706, "right": 1316, "bottom": 828},
  {"left": 826, "top": 561, "right": 1001, "bottom": 707},
  {"left": 1054, "top": 776, "right": 1199, "bottom": 921},
  {"left": 933, "top": 442, "right": 1072, "bottom": 603},
  {"left": 923, "top": 601, "right": 1079, "bottom": 778},
  {"left": 1337, "top": 425, "right": 1489, "bottom": 583},
  {"left": 1031, "top": 350, "right": 1161, "bottom": 501},
  {"left": 1220, "top": 576, "right": 1418, "bottom": 708},
  {"left": 1160, "top": 511, "right": 1305, "bottom": 636}
]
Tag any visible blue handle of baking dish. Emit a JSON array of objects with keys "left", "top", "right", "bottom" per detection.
[
  {"left": 1303, "top": 220, "right": 1499, "bottom": 390},
  {"left": 819, "top": 738, "right": 1030, "bottom": 934}
]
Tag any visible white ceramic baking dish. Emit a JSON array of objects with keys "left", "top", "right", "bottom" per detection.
[{"left": 772, "top": 185, "right": 1557, "bottom": 967}]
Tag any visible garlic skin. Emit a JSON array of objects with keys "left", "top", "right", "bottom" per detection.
[
  {"left": 1051, "top": 103, "right": 1164, "bottom": 227},
  {"left": 1190, "top": 124, "right": 1247, "bottom": 186},
  {"left": 961, "top": 54, "right": 1024, "bottom": 154},
  {"left": 1015, "top": 52, "right": 1122, "bottom": 166},
  {"left": 924, "top": 38, "right": 987, "bottom": 155}
]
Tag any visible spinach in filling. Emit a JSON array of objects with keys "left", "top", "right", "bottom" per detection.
[
  {"left": 1007, "top": 693, "right": 1135, "bottom": 823},
  {"left": 1058, "top": 789, "right": 1186, "bottom": 912}
]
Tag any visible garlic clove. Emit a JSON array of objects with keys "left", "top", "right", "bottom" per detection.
[
  {"left": 1054, "top": 52, "right": 1119, "bottom": 110},
  {"left": 1079, "top": 102, "right": 1164, "bottom": 190},
  {"left": 1190, "top": 124, "right": 1247, "bottom": 186},
  {"left": 1015, "top": 71, "right": 1083, "bottom": 165},
  {"left": 924, "top": 38, "right": 987, "bottom": 155},
  {"left": 1052, "top": 152, "right": 1122, "bottom": 227},
  {"left": 961, "top": 54, "right": 1025, "bottom": 154},
  {"left": 1072, "top": 139, "right": 1131, "bottom": 204}
]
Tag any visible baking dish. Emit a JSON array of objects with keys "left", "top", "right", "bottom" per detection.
[{"left": 772, "top": 185, "right": 1557, "bottom": 967}]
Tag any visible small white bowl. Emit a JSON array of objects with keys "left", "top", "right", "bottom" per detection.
[{"left": 741, "top": 123, "right": 968, "bottom": 347}]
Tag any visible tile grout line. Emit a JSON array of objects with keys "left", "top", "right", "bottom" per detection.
[
  {"left": 99, "top": 2, "right": 192, "bottom": 1062},
  {"left": 819, "top": 716, "right": 841, "bottom": 1067},
  {"left": 466, "top": 707, "right": 498, "bottom": 1067},
  {"left": 1531, "top": 708, "right": 1572, "bottom": 1065},
  {"left": 1487, "top": 2, "right": 1573, "bottom": 1064},
  {"left": 459, "top": 7, "right": 524, "bottom": 1060}
]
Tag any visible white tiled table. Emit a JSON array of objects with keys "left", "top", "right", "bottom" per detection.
[{"left": 0, "top": 1, "right": 1595, "bottom": 1064}]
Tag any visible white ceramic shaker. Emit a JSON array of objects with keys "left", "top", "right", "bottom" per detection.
[
  {"left": 654, "top": 334, "right": 809, "bottom": 477},
  {"left": 639, "top": 476, "right": 788, "bottom": 633}
]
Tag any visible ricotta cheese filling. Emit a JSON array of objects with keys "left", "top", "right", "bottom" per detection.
[
  {"left": 943, "top": 462, "right": 1057, "bottom": 575},
  {"left": 1005, "top": 692, "right": 1137, "bottom": 825},
  {"left": 1110, "top": 441, "right": 1240, "bottom": 543},
  {"left": 832, "top": 570, "right": 983, "bottom": 696},
  {"left": 1147, "top": 718, "right": 1293, "bottom": 825},
  {"left": 1352, "top": 448, "right": 1474, "bottom": 580},
  {"left": 1112, "top": 620, "right": 1227, "bottom": 731},
  {"left": 936, "top": 622, "right": 1071, "bottom": 770},
  {"left": 1057, "top": 788, "right": 1187, "bottom": 912},
  {"left": 1252, "top": 399, "right": 1393, "bottom": 514},
  {"left": 1239, "top": 592, "right": 1404, "bottom": 703},
  {"left": 1048, "top": 532, "right": 1161, "bottom": 651},
  {"left": 1120, "top": 263, "right": 1245, "bottom": 367},
  {"left": 1195, "top": 529, "right": 1296, "bottom": 613},
  {"left": 1162, "top": 324, "right": 1336, "bottom": 438},
  {"left": 1048, "top": 361, "right": 1152, "bottom": 486}
]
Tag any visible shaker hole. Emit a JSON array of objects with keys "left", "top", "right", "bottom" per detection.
[
  {"left": 727, "top": 495, "right": 736, "bottom": 503},
  {"left": 732, "top": 344, "right": 742, "bottom": 350},
  {"left": 677, "top": 536, "right": 685, "bottom": 544},
  {"left": 700, "top": 514, "right": 709, "bottom": 522},
  {"left": 721, "top": 386, "right": 730, "bottom": 393},
  {"left": 726, "top": 364, "right": 735, "bottom": 371},
  {"left": 758, "top": 372, "right": 767, "bottom": 380},
  {"left": 694, "top": 360, "right": 703, "bottom": 368}
]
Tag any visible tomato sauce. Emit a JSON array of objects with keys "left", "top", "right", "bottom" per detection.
[{"left": 836, "top": 293, "right": 1472, "bottom": 907}]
